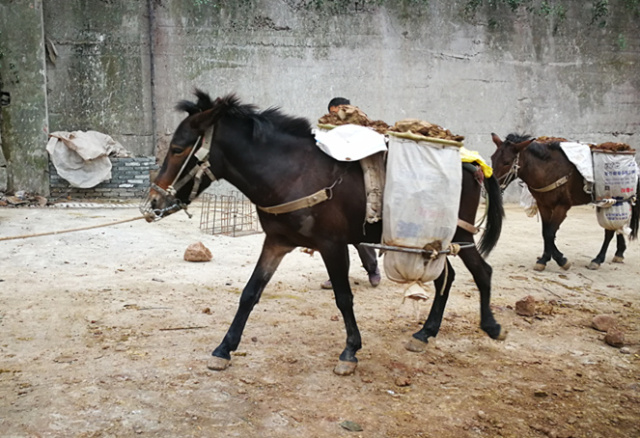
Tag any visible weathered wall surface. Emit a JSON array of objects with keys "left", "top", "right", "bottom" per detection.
[
  {"left": 0, "top": 0, "right": 50, "bottom": 195},
  {"left": 42, "top": 0, "right": 154, "bottom": 156},
  {"left": 151, "top": 0, "right": 639, "bottom": 162},
  {"left": 0, "top": 0, "right": 638, "bottom": 197}
]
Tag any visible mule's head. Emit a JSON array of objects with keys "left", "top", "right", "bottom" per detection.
[
  {"left": 490, "top": 132, "right": 534, "bottom": 189},
  {"left": 141, "top": 90, "right": 218, "bottom": 222}
]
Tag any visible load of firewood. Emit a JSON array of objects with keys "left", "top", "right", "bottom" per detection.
[
  {"left": 317, "top": 105, "right": 464, "bottom": 141},
  {"left": 590, "top": 142, "right": 636, "bottom": 153},
  {"left": 535, "top": 136, "right": 568, "bottom": 143},
  {"left": 388, "top": 118, "right": 464, "bottom": 142},
  {"left": 318, "top": 104, "right": 390, "bottom": 134}
]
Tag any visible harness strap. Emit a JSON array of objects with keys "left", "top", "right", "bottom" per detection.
[
  {"left": 258, "top": 188, "right": 330, "bottom": 215},
  {"left": 457, "top": 219, "right": 478, "bottom": 234},
  {"left": 530, "top": 174, "right": 571, "bottom": 193}
]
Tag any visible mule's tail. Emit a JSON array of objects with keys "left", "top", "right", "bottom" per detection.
[
  {"left": 478, "top": 175, "right": 505, "bottom": 256},
  {"left": 630, "top": 179, "right": 640, "bottom": 240}
]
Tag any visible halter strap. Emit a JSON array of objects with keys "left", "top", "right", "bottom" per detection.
[{"left": 167, "top": 125, "right": 217, "bottom": 200}]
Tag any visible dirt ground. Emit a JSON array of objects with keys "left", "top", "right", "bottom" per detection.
[{"left": 1, "top": 202, "right": 638, "bottom": 438}]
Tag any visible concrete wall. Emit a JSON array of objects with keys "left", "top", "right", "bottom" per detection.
[
  {"left": 1, "top": 0, "right": 638, "bottom": 198},
  {"left": 151, "top": 0, "right": 639, "bottom": 163},
  {"left": 43, "top": 0, "right": 154, "bottom": 156},
  {"left": 0, "top": 0, "right": 50, "bottom": 195}
]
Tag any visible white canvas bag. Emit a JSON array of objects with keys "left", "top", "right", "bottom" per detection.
[{"left": 382, "top": 134, "right": 462, "bottom": 284}]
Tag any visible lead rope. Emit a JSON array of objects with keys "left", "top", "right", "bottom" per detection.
[{"left": 0, "top": 215, "right": 146, "bottom": 242}]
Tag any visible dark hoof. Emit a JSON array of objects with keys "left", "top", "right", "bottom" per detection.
[
  {"left": 369, "top": 269, "right": 381, "bottom": 287},
  {"left": 321, "top": 279, "right": 332, "bottom": 290},
  {"left": 207, "top": 356, "right": 231, "bottom": 371},
  {"left": 334, "top": 360, "right": 357, "bottom": 376},
  {"left": 405, "top": 337, "right": 429, "bottom": 353},
  {"left": 495, "top": 327, "right": 508, "bottom": 341}
]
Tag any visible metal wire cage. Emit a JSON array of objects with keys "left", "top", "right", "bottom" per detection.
[{"left": 199, "top": 191, "right": 262, "bottom": 237}]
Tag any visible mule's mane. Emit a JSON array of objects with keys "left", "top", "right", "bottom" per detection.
[
  {"left": 505, "top": 133, "right": 532, "bottom": 145},
  {"left": 505, "top": 132, "right": 560, "bottom": 161},
  {"left": 177, "top": 90, "right": 313, "bottom": 139}
]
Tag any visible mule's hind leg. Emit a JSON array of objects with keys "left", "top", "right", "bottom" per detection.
[
  {"left": 406, "top": 260, "right": 455, "bottom": 352},
  {"left": 320, "top": 244, "right": 362, "bottom": 376},
  {"left": 458, "top": 246, "right": 506, "bottom": 340},
  {"left": 588, "top": 229, "right": 615, "bottom": 270},
  {"left": 612, "top": 233, "right": 626, "bottom": 263},
  {"left": 209, "top": 236, "right": 293, "bottom": 371}
]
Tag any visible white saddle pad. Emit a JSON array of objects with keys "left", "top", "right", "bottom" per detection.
[
  {"left": 314, "top": 124, "right": 387, "bottom": 162},
  {"left": 560, "top": 142, "right": 594, "bottom": 183}
]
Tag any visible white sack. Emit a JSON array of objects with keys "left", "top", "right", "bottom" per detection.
[
  {"left": 382, "top": 135, "right": 461, "bottom": 284},
  {"left": 46, "top": 130, "right": 130, "bottom": 188},
  {"left": 314, "top": 124, "right": 387, "bottom": 161},
  {"left": 592, "top": 151, "right": 638, "bottom": 200},
  {"left": 597, "top": 203, "right": 633, "bottom": 232},
  {"left": 560, "top": 142, "right": 594, "bottom": 183},
  {"left": 592, "top": 151, "right": 638, "bottom": 231}
]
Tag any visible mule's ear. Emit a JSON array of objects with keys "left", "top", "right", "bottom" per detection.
[
  {"left": 514, "top": 139, "right": 534, "bottom": 153},
  {"left": 491, "top": 133, "right": 503, "bottom": 148},
  {"left": 190, "top": 108, "right": 215, "bottom": 133}
]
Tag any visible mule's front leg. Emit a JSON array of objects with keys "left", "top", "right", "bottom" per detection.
[
  {"left": 321, "top": 246, "right": 361, "bottom": 376},
  {"left": 208, "top": 237, "right": 292, "bottom": 371},
  {"left": 548, "top": 207, "right": 570, "bottom": 269},
  {"left": 536, "top": 207, "right": 569, "bottom": 271},
  {"left": 534, "top": 220, "right": 553, "bottom": 271},
  {"left": 406, "top": 260, "right": 455, "bottom": 352}
]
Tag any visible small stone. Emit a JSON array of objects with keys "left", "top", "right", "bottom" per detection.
[
  {"left": 184, "top": 242, "right": 212, "bottom": 262},
  {"left": 592, "top": 314, "right": 617, "bottom": 332},
  {"left": 515, "top": 295, "right": 536, "bottom": 317},
  {"left": 340, "top": 420, "right": 363, "bottom": 432},
  {"left": 394, "top": 376, "right": 411, "bottom": 387},
  {"left": 534, "top": 389, "right": 548, "bottom": 397},
  {"left": 604, "top": 329, "right": 625, "bottom": 348},
  {"left": 619, "top": 347, "right": 631, "bottom": 354}
]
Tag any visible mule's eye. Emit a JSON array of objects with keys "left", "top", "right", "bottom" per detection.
[{"left": 170, "top": 145, "right": 188, "bottom": 155}]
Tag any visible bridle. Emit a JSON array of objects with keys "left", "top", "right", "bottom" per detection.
[
  {"left": 497, "top": 152, "right": 520, "bottom": 192},
  {"left": 497, "top": 149, "right": 570, "bottom": 194},
  {"left": 140, "top": 125, "right": 217, "bottom": 221}
]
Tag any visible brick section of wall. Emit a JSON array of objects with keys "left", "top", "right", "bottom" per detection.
[{"left": 49, "top": 157, "right": 158, "bottom": 200}]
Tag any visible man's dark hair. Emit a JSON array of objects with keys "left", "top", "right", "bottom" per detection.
[{"left": 328, "top": 97, "right": 350, "bottom": 111}]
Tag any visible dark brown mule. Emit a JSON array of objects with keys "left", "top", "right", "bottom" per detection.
[
  {"left": 491, "top": 133, "right": 639, "bottom": 271},
  {"left": 143, "top": 90, "right": 506, "bottom": 375}
]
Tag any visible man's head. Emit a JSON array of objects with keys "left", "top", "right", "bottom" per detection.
[{"left": 328, "top": 97, "right": 350, "bottom": 113}]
